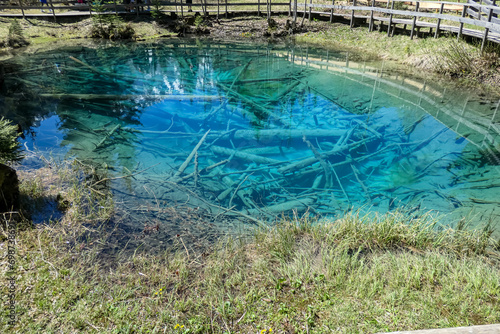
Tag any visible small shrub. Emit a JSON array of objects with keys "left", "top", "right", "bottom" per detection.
[
  {"left": 194, "top": 14, "right": 203, "bottom": 29},
  {"left": 6, "top": 19, "right": 29, "bottom": 48},
  {"left": 90, "top": 1, "right": 135, "bottom": 40},
  {"left": 151, "top": 0, "right": 165, "bottom": 20},
  {"left": 0, "top": 117, "right": 23, "bottom": 163}
]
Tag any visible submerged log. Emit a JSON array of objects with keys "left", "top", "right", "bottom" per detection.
[
  {"left": 172, "top": 130, "right": 211, "bottom": 181},
  {"left": 351, "top": 164, "right": 371, "bottom": 204},
  {"left": 39, "top": 94, "right": 220, "bottom": 101},
  {"left": 231, "top": 129, "right": 346, "bottom": 142},
  {"left": 240, "top": 146, "right": 295, "bottom": 156},
  {"left": 94, "top": 124, "right": 121, "bottom": 151},
  {"left": 278, "top": 136, "right": 377, "bottom": 174},
  {"left": 303, "top": 136, "right": 332, "bottom": 188},
  {"left": 245, "top": 197, "right": 315, "bottom": 216},
  {"left": 217, "top": 82, "right": 276, "bottom": 119},
  {"left": 210, "top": 145, "right": 282, "bottom": 165},
  {"left": 180, "top": 159, "right": 230, "bottom": 182},
  {"left": 127, "top": 128, "right": 346, "bottom": 142}
]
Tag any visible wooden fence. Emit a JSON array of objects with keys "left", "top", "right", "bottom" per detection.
[
  {"left": 1, "top": 0, "right": 500, "bottom": 48},
  {"left": 295, "top": 0, "right": 500, "bottom": 50}
]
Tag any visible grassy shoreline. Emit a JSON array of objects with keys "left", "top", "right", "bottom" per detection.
[{"left": 1, "top": 156, "right": 499, "bottom": 333}]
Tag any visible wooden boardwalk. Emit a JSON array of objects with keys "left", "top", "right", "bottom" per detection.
[{"left": 1, "top": 0, "right": 500, "bottom": 47}]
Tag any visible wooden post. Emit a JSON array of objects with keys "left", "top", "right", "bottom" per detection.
[
  {"left": 49, "top": 0, "right": 57, "bottom": 22},
  {"left": 113, "top": 0, "right": 118, "bottom": 15},
  {"left": 350, "top": 0, "right": 356, "bottom": 28},
  {"left": 181, "top": 0, "right": 184, "bottom": 17},
  {"left": 288, "top": 0, "right": 291, "bottom": 16},
  {"left": 410, "top": 2, "right": 419, "bottom": 39},
  {"left": 457, "top": 4, "right": 466, "bottom": 40},
  {"left": 301, "top": 0, "right": 306, "bottom": 25},
  {"left": 368, "top": 0, "right": 375, "bottom": 32},
  {"left": 294, "top": 0, "right": 297, "bottom": 23},
  {"left": 434, "top": 2, "right": 444, "bottom": 38},
  {"left": 18, "top": 0, "right": 25, "bottom": 20},
  {"left": 218, "top": 0, "right": 220, "bottom": 18},
  {"left": 225, "top": 0, "right": 228, "bottom": 18},
  {"left": 258, "top": 0, "right": 261, "bottom": 15},
  {"left": 481, "top": 8, "right": 493, "bottom": 52},
  {"left": 330, "top": 0, "right": 334, "bottom": 23},
  {"left": 270, "top": 0, "right": 273, "bottom": 18},
  {"left": 387, "top": 0, "right": 394, "bottom": 36},
  {"left": 308, "top": 0, "right": 311, "bottom": 21}
]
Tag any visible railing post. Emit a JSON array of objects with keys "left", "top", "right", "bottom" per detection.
[
  {"left": 49, "top": 0, "right": 56, "bottom": 22},
  {"left": 225, "top": 0, "right": 227, "bottom": 18},
  {"left": 369, "top": 0, "right": 375, "bottom": 32},
  {"left": 181, "top": 0, "right": 184, "bottom": 17},
  {"left": 330, "top": 0, "right": 334, "bottom": 23},
  {"left": 410, "top": 1, "right": 419, "bottom": 39},
  {"left": 458, "top": 4, "right": 466, "bottom": 40},
  {"left": 387, "top": 0, "right": 394, "bottom": 36},
  {"left": 350, "top": 0, "right": 356, "bottom": 28},
  {"left": 481, "top": 8, "right": 493, "bottom": 52},
  {"left": 434, "top": 2, "right": 444, "bottom": 38},
  {"left": 18, "top": 0, "right": 25, "bottom": 20},
  {"left": 258, "top": 0, "right": 261, "bottom": 16},
  {"left": 308, "top": 0, "right": 311, "bottom": 21},
  {"left": 301, "top": 0, "right": 306, "bottom": 25},
  {"left": 293, "top": 0, "right": 297, "bottom": 23},
  {"left": 113, "top": 0, "right": 118, "bottom": 15}
]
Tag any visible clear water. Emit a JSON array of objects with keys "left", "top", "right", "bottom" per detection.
[{"left": 2, "top": 39, "right": 500, "bottom": 249}]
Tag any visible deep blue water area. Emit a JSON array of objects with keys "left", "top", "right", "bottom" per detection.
[{"left": 2, "top": 39, "right": 500, "bottom": 249}]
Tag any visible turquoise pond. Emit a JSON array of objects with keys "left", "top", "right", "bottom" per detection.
[{"left": 1, "top": 39, "right": 500, "bottom": 249}]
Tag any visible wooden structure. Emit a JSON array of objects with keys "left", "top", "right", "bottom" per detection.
[{"left": 0, "top": 0, "right": 500, "bottom": 47}]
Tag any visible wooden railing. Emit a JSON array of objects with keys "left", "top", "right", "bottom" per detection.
[
  {"left": 0, "top": 0, "right": 291, "bottom": 18},
  {"left": 467, "top": 0, "right": 500, "bottom": 25},
  {"left": 1, "top": 0, "right": 500, "bottom": 47},
  {"left": 295, "top": 0, "right": 500, "bottom": 49}
]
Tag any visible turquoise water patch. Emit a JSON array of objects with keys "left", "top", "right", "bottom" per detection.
[{"left": 2, "top": 40, "right": 500, "bottom": 246}]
